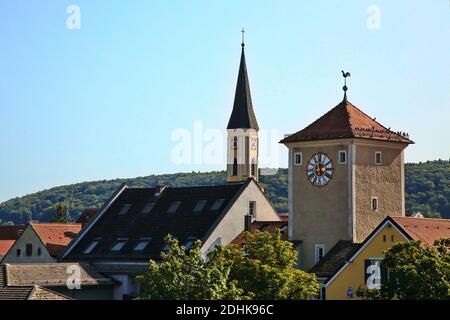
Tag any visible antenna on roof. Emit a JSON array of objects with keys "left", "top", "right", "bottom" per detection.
[{"left": 341, "top": 70, "right": 351, "bottom": 102}]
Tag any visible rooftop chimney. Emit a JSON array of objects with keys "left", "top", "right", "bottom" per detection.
[{"left": 244, "top": 214, "right": 252, "bottom": 232}]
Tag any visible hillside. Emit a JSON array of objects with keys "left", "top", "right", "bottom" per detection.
[{"left": 0, "top": 160, "right": 448, "bottom": 224}]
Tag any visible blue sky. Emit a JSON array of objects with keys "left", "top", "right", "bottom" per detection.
[{"left": 0, "top": 0, "right": 449, "bottom": 202}]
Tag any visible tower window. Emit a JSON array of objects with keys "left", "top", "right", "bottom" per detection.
[
  {"left": 315, "top": 244, "right": 325, "bottom": 263},
  {"left": 371, "top": 197, "right": 378, "bottom": 211},
  {"left": 251, "top": 159, "right": 257, "bottom": 177},
  {"left": 26, "top": 243, "right": 33, "bottom": 256},
  {"left": 294, "top": 152, "right": 302, "bottom": 165},
  {"left": 375, "top": 151, "right": 382, "bottom": 165},
  {"left": 339, "top": 150, "right": 347, "bottom": 164},
  {"left": 233, "top": 137, "right": 238, "bottom": 149},
  {"left": 249, "top": 201, "right": 256, "bottom": 218},
  {"left": 232, "top": 158, "right": 238, "bottom": 176}
]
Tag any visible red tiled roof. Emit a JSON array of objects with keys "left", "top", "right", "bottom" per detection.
[
  {"left": 392, "top": 217, "right": 450, "bottom": 246},
  {"left": 30, "top": 223, "right": 82, "bottom": 257},
  {"left": 281, "top": 100, "right": 414, "bottom": 144},
  {"left": 231, "top": 221, "right": 288, "bottom": 245},
  {"left": 0, "top": 225, "right": 26, "bottom": 256}
]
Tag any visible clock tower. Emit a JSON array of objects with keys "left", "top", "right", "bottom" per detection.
[
  {"left": 227, "top": 33, "right": 259, "bottom": 182},
  {"left": 280, "top": 74, "right": 414, "bottom": 270}
]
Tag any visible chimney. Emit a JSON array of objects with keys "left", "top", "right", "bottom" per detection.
[
  {"left": 244, "top": 214, "right": 252, "bottom": 232},
  {"left": 155, "top": 184, "right": 165, "bottom": 196}
]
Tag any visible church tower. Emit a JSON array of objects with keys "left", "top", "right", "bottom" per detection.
[
  {"left": 227, "top": 32, "right": 259, "bottom": 182},
  {"left": 281, "top": 72, "right": 414, "bottom": 270}
]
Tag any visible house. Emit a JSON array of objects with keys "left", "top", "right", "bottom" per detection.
[
  {"left": 231, "top": 220, "right": 289, "bottom": 245},
  {"left": 1, "top": 222, "right": 81, "bottom": 264},
  {"left": 280, "top": 77, "right": 414, "bottom": 270},
  {"left": 0, "top": 225, "right": 26, "bottom": 261},
  {"left": 60, "top": 179, "right": 281, "bottom": 299},
  {"left": 1, "top": 263, "right": 116, "bottom": 300},
  {"left": 0, "top": 265, "right": 71, "bottom": 300},
  {"left": 312, "top": 216, "right": 450, "bottom": 300}
]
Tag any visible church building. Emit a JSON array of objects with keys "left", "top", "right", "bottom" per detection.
[{"left": 280, "top": 76, "right": 414, "bottom": 270}]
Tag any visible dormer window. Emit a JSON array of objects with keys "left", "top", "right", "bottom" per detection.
[
  {"left": 167, "top": 201, "right": 181, "bottom": 214},
  {"left": 111, "top": 239, "right": 128, "bottom": 252},
  {"left": 193, "top": 200, "right": 207, "bottom": 213},
  {"left": 83, "top": 239, "right": 100, "bottom": 254},
  {"left": 134, "top": 238, "right": 151, "bottom": 251},
  {"left": 210, "top": 199, "right": 225, "bottom": 211},
  {"left": 142, "top": 202, "right": 155, "bottom": 214},
  {"left": 118, "top": 204, "right": 132, "bottom": 215}
]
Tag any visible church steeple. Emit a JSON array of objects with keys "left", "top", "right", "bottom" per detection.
[
  {"left": 227, "top": 32, "right": 259, "bottom": 130},
  {"left": 227, "top": 31, "right": 259, "bottom": 183}
]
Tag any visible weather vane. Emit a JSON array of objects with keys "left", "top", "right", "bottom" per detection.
[
  {"left": 241, "top": 28, "right": 245, "bottom": 47},
  {"left": 341, "top": 70, "right": 351, "bottom": 101}
]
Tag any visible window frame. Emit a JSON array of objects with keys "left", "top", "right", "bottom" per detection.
[
  {"left": 141, "top": 202, "right": 155, "bottom": 215},
  {"left": 111, "top": 238, "right": 128, "bottom": 252},
  {"left": 118, "top": 204, "right": 132, "bottom": 216},
  {"left": 25, "top": 243, "right": 32, "bottom": 257},
  {"left": 294, "top": 152, "right": 303, "bottom": 166},
  {"left": 315, "top": 244, "right": 325, "bottom": 263},
  {"left": 371, "top": 197, "right": 379, "bottom": 212},
  {"left": 210, "top": 199, "right": 225, "bottom": 211},
  {"left": 375, "top": 151, "right": 382, "bottom": 165},
  {"left": 83, "top": 239, "right": 100, "bottom": 254},
  {"left": 167, "top": 201, "right": 181, "bottom": 214},
  {"left": 338, "top": 150, "right": 347, "bottom": 164},
  {"left": 193, "top": 200, "right": 208, "bottom": 213},
  {"left": 133, "top": 238, "right": 151, "bottom": 252},
  {"left": 248, "top": 201, "right": 257, "bottom": 218}
]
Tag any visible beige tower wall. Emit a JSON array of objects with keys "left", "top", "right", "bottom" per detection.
[
  {"left": 353, "top": 141, "right": 406, "bottom": 242},
  {"left": 227, "top": 129, "right": 258, "bottom": 182},
  {"left": 289, "top": 140, "right": 352, "bottom": 270}
]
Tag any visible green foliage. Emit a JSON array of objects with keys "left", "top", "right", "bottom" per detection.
[
  {"left": 137, "top": 231, "right": 319, "bottom": 300},
  {"left": 50, "top": 202, "right": 72, "bottom": 223},
  {"left": 357, "top": 239, "right": 450, "bottom": 300},
  {"left": 209, "top": 230, "right": 319, "bottom": 300},
  {"left": 0, "top": 160, "right": 448, "bottom": 224},
  {"left": 136, "top": 235, "right": 247, "bottom": 300}
]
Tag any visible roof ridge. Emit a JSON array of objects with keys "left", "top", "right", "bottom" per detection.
[{"left": 393, "top": 216, "right": 450, "bottom": 223}]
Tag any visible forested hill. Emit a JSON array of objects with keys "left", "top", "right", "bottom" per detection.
[{"left": 0, "top": 160, "right": 448, "bottom": 224}]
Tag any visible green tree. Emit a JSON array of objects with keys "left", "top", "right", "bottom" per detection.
[
  {"left": 50, "top": 202, "right": 72, "bottom": 223},
  {"left": 209, "top": 230, "right": 319, "bottom": 300},
  {"left": 136, "top": 235, "right": 246, "bottom": 300},
  {"left": 357, "top": 239, "right": 450, "bottom": 300}
]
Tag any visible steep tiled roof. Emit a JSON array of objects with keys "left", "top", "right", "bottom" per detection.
[
  {"left": 227, "top": 46, "right": 259, "bottom": 130},
  {"left": 64, "top": 181, "right": 252, "bottom": 262},
  {"left": 27, "top": 286, "right": 71, "bottom": 300},
  {"left": 231, "top": 221, "right": 288, "bottom": 245},
  {"left": 391, "top": 217, "right": 450, "bottom": 246},
  {"left": 5, "top": 263, "right": 114, "bottom": 287},
  {"left": 0, "top": 225, "right": 26, "bottom": 256},
  {"left": 30, "top": 223, "right": 82, "bottom": 257},
  {"left": 281, "top": 100, "right": 413, "bottom": 144},
  {"left": 310, "top": 240, "right": 360, "bottom": 278}
]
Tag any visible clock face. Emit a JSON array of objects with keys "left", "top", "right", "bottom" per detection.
[
  {"left": 251, "top": 139, "right": 257, "bottom": 150},
  {"left": 306, "top": 153, "right": 334, "bottom": 187}
]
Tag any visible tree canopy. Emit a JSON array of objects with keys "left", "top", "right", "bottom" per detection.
[{"left": 137, "top": 231, "right": 319, "bottom": 300}]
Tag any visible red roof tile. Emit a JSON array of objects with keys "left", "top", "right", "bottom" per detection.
[
  {"left": 231, "top": 221, "right": 288, "bottom": 245},
  {"left": 392, "top": 217, "right": 450, "bottom": 246},
  {"left": 30, "top": 223, "right": 82, "bottom": 257},
  {"left": 281, "top": 100, "right": 413, "bottom": 144}
]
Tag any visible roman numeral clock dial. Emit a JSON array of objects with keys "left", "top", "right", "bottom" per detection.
[{"left": 306, "top": 153, "right": 334, "bottom": 187}]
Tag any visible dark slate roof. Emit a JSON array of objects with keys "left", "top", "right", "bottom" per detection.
[
  {"left": 280, "top": 100, "right": 413, "bottom": 144},
  {"left": 309, "top": 240, "right": 360, "bottom": 279},
  {"left": 227, "top": 46, "right": 259, "bottom": 130},
  {"left": 64, "top": 181, "right": 251, "bottom": 262}
]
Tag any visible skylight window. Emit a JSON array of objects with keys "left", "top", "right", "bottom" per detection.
[
  {"left": 184, "top": 238, "right": 196, "bottom": 250},
  {"left": 142, "top": 202, "right": 155, "bottom": 214},
  {"left": 134, "top": 238, "right": 151, "bottom": 251},
  {"left": 193, "top": 200, "right": 207, "bottom": 213},
  {"left": 167, "top": 201, "right": 181, "bottom": 214},
  {"left": 118, "top": 204, "right": 132, "bottom": 215},
  {"left": 83, "top": 240, "right": 100, "bottom": 254},
  {"left": 210, "top": 199, "right": 225, "bottom": 211},
  {"left": 111, "top": 239, "right": 128, "bottom": 252}
]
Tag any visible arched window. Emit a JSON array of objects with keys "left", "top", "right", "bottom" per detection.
[
  {"left": 233, "top": 158, "right": 238, "bottom": 176},
  {"left": 251, "top": 159, "right": 257, "bottom": 177},
  {"left": 233, "top": 137, "right": 238, "bottom": 149}
]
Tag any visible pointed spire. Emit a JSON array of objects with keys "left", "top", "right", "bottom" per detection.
[{"left": 227, "top": 30, "right": 259, "bottom": 130}]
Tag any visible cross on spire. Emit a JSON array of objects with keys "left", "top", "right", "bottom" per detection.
[{"left": 241, "top": 28, "right": 245, "bottom": 47}]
